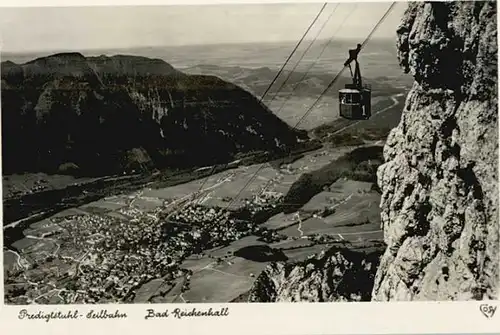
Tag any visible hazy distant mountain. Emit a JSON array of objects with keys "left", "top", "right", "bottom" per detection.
[
  {"left": 181, "top": 63, "right": 410, "bottom": 99},
  {"left": 1, "top": 53, "right": 306, "bottom": 176},
  {"left": 0, "top": 38, "right": 398, "bottom": 66}
]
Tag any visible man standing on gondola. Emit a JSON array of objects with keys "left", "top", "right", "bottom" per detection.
[{"left": 344, "top": 43, "right": 362, "bottom": 66}]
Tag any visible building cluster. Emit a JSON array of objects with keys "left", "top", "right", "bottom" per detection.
[
  {"left": 308, "top": 233, "right": 348, "bottom": 245},
  {"left": 172, "top": 204, "right": 231, "bottom": 226},
  {"left": 7, "top": 188, "right": 290, "bottom": 304},
  {"left": 245, "top": 191, "right": 284, "bottom": 216},
  {"left": 170, "top": 204, "right": 253, "bottom": 250},
  {"left": 8, "top": 178, "right": 48, "bottom": 197},
  {"left": 7, "top": 211, "right": 183, "bottom": 304},
  {"left": 253, "top": 226, "right": 287, "bottom": 243}
]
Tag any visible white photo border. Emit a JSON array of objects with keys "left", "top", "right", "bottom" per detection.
[{"left": 0, "top": 0, "right": 499, "bottom": 334}]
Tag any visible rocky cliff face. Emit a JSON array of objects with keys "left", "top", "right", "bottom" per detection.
[
  {"left": 2, "top": 53, "right": 305, "bottom": 176},
  {"left": 248, "top": 1, "right": 498, "bottom": 303},
  {"left": 248, "top": 247, "right": 383, "bottom": 302},
  {"left": 373, "top": 1, "right": 498, "bottom": 300}
]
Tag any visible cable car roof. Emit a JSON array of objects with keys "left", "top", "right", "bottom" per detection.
[{"left": 339, "top": 88, "right": 361, "bottom": 93}]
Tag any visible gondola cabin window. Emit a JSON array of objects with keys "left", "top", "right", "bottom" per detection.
[
  {"left": 339, "top": 88, "right": 370, "bottom": 120},
  {"left": 340, "top": 90, "right": 361, "bottom": 104}
]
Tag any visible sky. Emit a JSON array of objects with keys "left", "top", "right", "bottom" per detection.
[{"left": 0, "top": 2, "right": 407, "bottom": 53}]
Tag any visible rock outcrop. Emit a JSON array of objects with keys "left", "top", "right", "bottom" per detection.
[
  {"left": 248, "top": 247, "right": 383, "bottom": 302},
  {"left": 2, "top": 53, "right": 306, "bottom": 176},
  {"left": 248, "top": 1, "right": 498, "bottom": 303},
  {"left": 373, "top": 1, "right": 498, "bottom": 300}
]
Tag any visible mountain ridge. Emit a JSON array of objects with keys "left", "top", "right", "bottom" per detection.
[{"left": 1, "top": 53, "right": 306, "bottom": 176}]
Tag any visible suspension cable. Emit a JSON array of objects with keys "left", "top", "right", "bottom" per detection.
[
  {"left": 183, "top": 2, "right": 329, "bottom": 204},
  {"left": 264, "top": 3, "right": 339, "bottom": 106},
  {"left": 273, "top": 4, "right": 358, "bottom": 117},
  {"left": 290, "top": 2, "right": 396, "bottom": 129},
  {"left": 260, "top": 2, "right": 328, "bottom": 102},
  {"left": 224, "top": 2, "right": 397, "bottom": 210}
]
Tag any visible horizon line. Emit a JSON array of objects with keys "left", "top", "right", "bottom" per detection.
[{"left": 1, "top": 36, "right": 396, "bottom": 56}]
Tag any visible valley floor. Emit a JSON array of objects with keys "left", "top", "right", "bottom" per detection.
[
  {"left": 3, "top": 93, "right": 405, "bottom": 304},
  {"left": 4, "top": 142, "right": 380, "bottom": 304}
]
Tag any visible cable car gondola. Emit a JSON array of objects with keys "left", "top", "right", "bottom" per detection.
[{"left": 339, "top": 44, "right": 371, "bottom": 120}]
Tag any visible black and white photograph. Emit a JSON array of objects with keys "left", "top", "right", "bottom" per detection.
[{"left": 1, "top": 0, "right": 498, "bottom": 306}]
